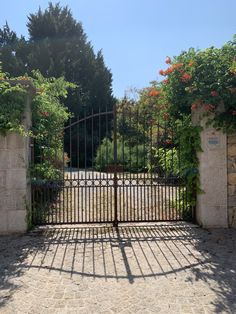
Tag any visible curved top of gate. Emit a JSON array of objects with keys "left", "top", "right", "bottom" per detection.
[{"left": 64, "top": 109, "right": 114, "bottom": 130}]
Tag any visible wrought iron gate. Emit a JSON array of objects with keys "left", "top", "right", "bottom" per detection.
[{"left": 31, "top": 105, "right": 194, "bottom": 225}]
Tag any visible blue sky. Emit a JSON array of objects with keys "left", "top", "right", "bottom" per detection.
[{"left": 0, "top": 0, "right": 235, "bottom": 98}]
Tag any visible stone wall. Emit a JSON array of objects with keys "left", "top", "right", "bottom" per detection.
[
  {"left": 0, "top": 87, "right": 33, "bottom": 234},
  {"left": 192, "top": 108, "right": 229, "bottom": 228},
  {"left": 227, "top": 133, "right": 236, "bottom": 228},
  {"left": 196, "top": 128, "right": 228, "bottom": 228}
]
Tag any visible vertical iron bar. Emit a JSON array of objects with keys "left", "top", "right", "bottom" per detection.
[
  {"left": 154, "top": 121, "right": 158, "bottom": 220},
  {"left": 157, "top": 120, "right": 161, "bottom": 220},
  {"left": 105, "top": 107, "right": 109, "bottom": 222},
  {"left": 99, "top": 106, "right": 102, "bottom": 222},
  {"left": 88, "top": 171, "right": 91, "bottom": 223},
  {"left": 47, "top": 181, "right": 51, "bottom": 224},
  {"left": 164, "top": 121, "right": 167, "bottom": 220},
  {"left": 81, "top": 172, "right": 84, "bottom": 222},
  {"left": 136, "top": 108, "right": 139, "bottom": 221},
  {"left": 122, "top": 106, "right": 125, "bottom": 222},
  {"left": 77, "top": 117, "right": 80, "bottom": 223},
  {"left": 95, "top": 172, "right": 98, "bottom": 222},
  {"left": 171, "top": 126, "right": 174, "bottom": 220},
  {"left": 150, "top": 117, "right": 153, "bottom": 221},
  {"left": 129, "top": 106, "right": 132, "bottom": 221},
  {"left": 74, "top": 172, "right": 76, "bottom": 223},
  {"left": 113, "top": 104, "right": 118, "bottom": 226},
  {"left": 66, "top": 173, "right": 69, "bottom": 223},
  {"left": 177, "top": 121, "right": 181, "bottom": 219},
  {"left": 143, "top": 113, "right": 146, "bottom": 221},
  {"left": 69, "top": 118, "right": 72, "bottom": 223},
  {"left": 91, "top": 109, "right": 95, "bottom": 223},
  {"left": 84, "top": 109, "right": 87, "bottom": 222},
  {"left": 62, "top": 128, "right": 65, "bottom": 224}
]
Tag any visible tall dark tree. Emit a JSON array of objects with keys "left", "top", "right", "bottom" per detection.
[
  {"left": 0, "top": 3, "right": 115, "bottom": 115},
  {"left": 0, "top": 3, "right": 115, "bottom": 166},
  {"left": 0, "top": 23, "right": 27, "bottom": 75}
]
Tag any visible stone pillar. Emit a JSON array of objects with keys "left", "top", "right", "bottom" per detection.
[
  {"left": 0, "top": 83, "right": 34, "bottom": 234},
  {"left": 193, "top": 110, "right": 228, "bottom": 228},
  {"left": 227, "top": 133, "right": 236, "bottom": 227}
]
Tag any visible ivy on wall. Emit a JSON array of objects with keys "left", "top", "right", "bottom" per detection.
[
  {"left": 0, "top": 70, "right": 28, "bottom": 135},
  {"left": 30, "top": 71, "right": 75, "bottom": 180},
  {"left": 0, "top": 67, "right": 75, "bottom": 181}
]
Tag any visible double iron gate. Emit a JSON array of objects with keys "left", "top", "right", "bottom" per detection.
[{"left": 31, "top": 105, "right": 194, "bottom": 225}]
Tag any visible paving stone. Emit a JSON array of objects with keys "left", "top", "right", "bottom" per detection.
[{"left": 0, "top": 223, "right": 236, "bottom": 313}]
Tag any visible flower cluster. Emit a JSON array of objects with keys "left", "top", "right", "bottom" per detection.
[
  {"left": 40, "top": 111, "right": 50, "bottom": 117},
  {"left": 165, "top": 139, "right": 172, "bottom": 145},
  {"left": 165, "top": 56, "right": 171, "bottom": 64},
  {"left": 148, "top": 89, "right": 161, "bottom": 97},
  {"left": 210, "top": 91, "right": 218, "bottom": 97},
  {"left": 181, "top": 73, "right": 192, "bottom": 82},
  {"left": 159, "top": 62, "right": 192, "bottom": 79},
  {"left": 204, "top": 104, "right": 215, "bottom": 111}
]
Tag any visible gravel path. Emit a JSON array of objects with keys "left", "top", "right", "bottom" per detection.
[{"left": 43, "top": 171, "right": 185, "bottom": 224}]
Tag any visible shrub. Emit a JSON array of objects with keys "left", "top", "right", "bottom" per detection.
[
  {"left": 94, "top": 137, "right": 149, "bottom": 172},
  {"left": 152, "top": 147, "right": 179, "bottom": 177}
]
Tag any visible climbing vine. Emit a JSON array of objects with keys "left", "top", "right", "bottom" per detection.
[
  {"left": 0, "top": 67, "right": 75, "bottom": 180},
  {"left": 160, "top": 36, "right": 236, "bottom": 131},
  {"left": 30, "top": 71, "right": 75, "bottom": 180},
  {"left": 137, "top": 35, "right": 236, "bottom": 207},
  {"left": 0, "top": 69, "right": 28, "bottom": 135}
]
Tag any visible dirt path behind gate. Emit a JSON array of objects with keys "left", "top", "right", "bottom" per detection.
[{"left": 47, "top": 171, "right": 184, "bottom": 224}]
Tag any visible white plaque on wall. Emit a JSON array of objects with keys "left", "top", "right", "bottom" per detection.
[{"left": 206, "top": 130, "right": 221, "bottom": 150}]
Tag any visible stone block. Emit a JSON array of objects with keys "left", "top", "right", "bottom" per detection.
[
  {"left": 8, "top": 210, "right": 27, "bottom": 233},
  {"left": 0, "top": 170, "right": 6, "bottom": 190},
  {"left": 6, "top": 133, "right": 25, "bottom": 149},
  {"left": 227, "top": 159, "right": 236, "bottom": 171},
  {"left": 228, "top": 144, "right": 236, "bottom": 157},
  {"left": 0, "top": 190, "right": 16, "bottom": 210},
  {"left": 0, "top": 136, "right": 7, "bottom": 149},
  {"left": 0, "top": 210, "right": 8, "bottom": 234},
  {"left": 228, "top": 195, "right": 236, "bottom": 207},
  {"left": 197, "top": 203, "right": 228, "bottom": 228},
  {"left": 228, "top": 207, "right": 236, "bottom": 228},
  {"left": 8, "top": 189, "right": 28, "bottom": 212},
  {"left": 228, "top": 134, "right": 236, "bottom": 144},
  {"left": 0, "top": 150, "right": 9, "bottom": 169},
  {"left": 6, "top": 169, "right": 27, "bottom": 189},
  {"left": 9, "top": 149, "right": 26, "bottom": 169},
  {"left": 15, "top": 189, "right": 27, "bottom": 211},
  {"left": 228, "top": 185, "right": 236, "bottom": 196},
  {"left": 200, "top": 179, "right": 227, "bottom": 207},
  {"left": 228, "top": 173, "right": 236, "bottom": 185}
]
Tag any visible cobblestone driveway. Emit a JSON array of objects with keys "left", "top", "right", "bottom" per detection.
[{"left": 0, "top": 223, "right": 236, "bottom": 314}]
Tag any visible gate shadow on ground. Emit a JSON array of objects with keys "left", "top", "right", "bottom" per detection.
[
  {"left": 28, "top": 224, "right": 207, "bottom": 283},
  {"left": 0, "top": 231, "right": 47, "bottom": 308},
  {"left": 0, "top": 224, "right": 236, "bottom": 312}
]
